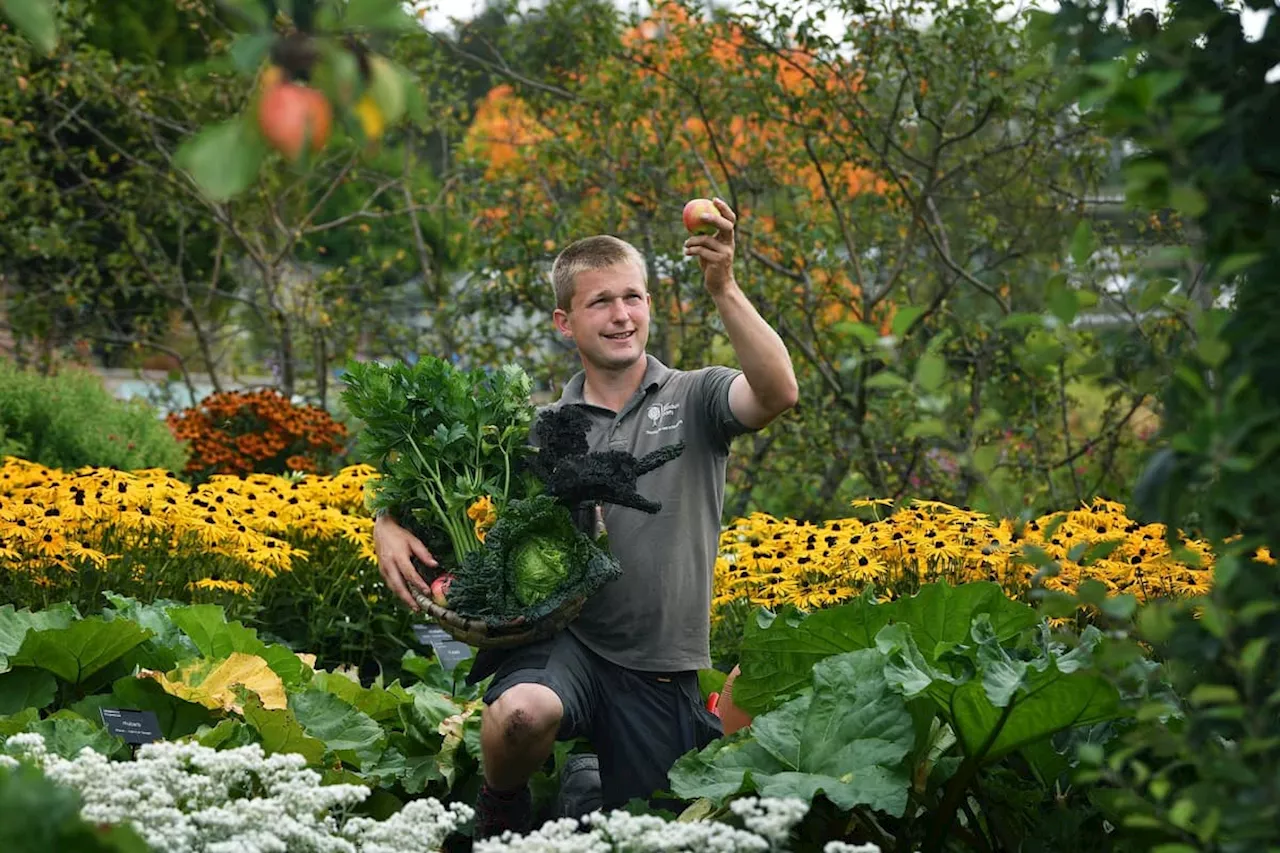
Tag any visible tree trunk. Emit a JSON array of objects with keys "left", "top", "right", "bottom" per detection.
[{"left": 315, "top": 331, "right": 328, "bottom": 409}]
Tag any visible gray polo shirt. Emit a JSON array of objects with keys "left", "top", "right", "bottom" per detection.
[{"left": 542, "top": 354, "right": 755, "bottom": 673}]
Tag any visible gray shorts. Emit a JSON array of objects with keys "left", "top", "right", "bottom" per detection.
[{"left": 472, "top": 629, "right": 722, "bottom": 810}]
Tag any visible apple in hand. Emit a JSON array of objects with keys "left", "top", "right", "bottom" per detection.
[
  {"left": 682, "top": 198, "right": 719, "bottom": 235},
  {"left": 430, "top": 573, "right": 453, "bottom": 608}
]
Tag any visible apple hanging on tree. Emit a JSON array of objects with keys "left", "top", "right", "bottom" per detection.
[{"left": 257, "top": 76, "right": 333, "bottom": 162}]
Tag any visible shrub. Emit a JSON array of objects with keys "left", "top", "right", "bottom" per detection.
[
  {"left": 166, "top": 388, "right": 347, "bottom": 480},
  {"left": 0, "top": 359, "right": 188, "bottom": 472}
]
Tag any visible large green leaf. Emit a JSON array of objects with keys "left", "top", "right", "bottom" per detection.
[
  {"left": 168, "top": 605, "right": 309, "bottom": 688},
  {"left": 309, "top": 671, "right": 411, "bottom": 721},
  {"left": 0, "top": 0, "right": 57, "bottom": 53},
  {"left": 401, "top": 682, "right": 465, "bottom": 747},
  {"left": 735, "top": 597, "right": 892, "bottom": 714},
  {"left": 883, "top": 582, "right": 1039, "bottom": 663},
  {"left": 672, "top": 650, "right": 914, "bottom": 816},
  {"left": 952, "top": 620, "right": 1123, "bottom": 760},
  {"left": 400, "top": 650, "right": 482, "bottom": 700},
  {"left": 240, "top": 693, "right": 327, "bottom": 765},
  {"left": 194, "top": 718, "right": 259, "bottom": 751},
  {"left": 734, "top": 582, "right": 1037, "bottom": 715},
  {"left": 0, "top": 604, "right": 76, "bottom": 673},
  {"left": 103, "top": 594, "right": 198, "bottom": 671},
  {"left": 878, "top": 616, "right": 1124, "bottom": 762},
  {"left": 27, "top": 712, "right": 128, "bottom": 760},
  {"left": 0, "top": 708, "right": 40, "bottom": 739},
  {"left": 289, "top": 688, "right": 387, "bottom": 770},
  {"left": 749, "top": 650, "right": 914, "bottom": 815},
  {"left": 669, "top": 729, "right": 787, "bottom": 803},
  {"left": 0, "top": 669, "right": 57, "bottom": 715},
  {"left": 384, "top": 732, "right": 445, "bottom": 793},
  {"left": 173, "top": 118, "right": 265, "bottom": 202},
  {"left": 10, "top": 618, "right": 150, "bottom": 686}
]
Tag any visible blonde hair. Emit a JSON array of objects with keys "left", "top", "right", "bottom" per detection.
[{"left": 550, "top": 236, "right": 647, "bottom": 311}]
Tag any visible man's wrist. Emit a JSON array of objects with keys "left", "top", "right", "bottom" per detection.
[{"left": 709, "top": 278, "right": 745, "bottom": 303}]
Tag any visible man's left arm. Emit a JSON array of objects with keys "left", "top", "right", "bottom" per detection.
[{"left": 684, "top": 198, "right": 799, "bottom": 429}]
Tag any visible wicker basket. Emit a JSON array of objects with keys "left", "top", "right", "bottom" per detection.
[{"left": 411, "top": 588, "right": 586, "bottom": 649}]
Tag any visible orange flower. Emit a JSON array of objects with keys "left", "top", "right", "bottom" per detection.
[
  {"left": 467, "top": 496, "right": 497, "bottom": 542},
  {"left": 167, "top": 389, "right": 347, "bottom": 479}
]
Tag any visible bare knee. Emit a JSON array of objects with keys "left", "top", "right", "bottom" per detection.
[{"left": 485, "top": 683, "right": 563, "bottom": 746}]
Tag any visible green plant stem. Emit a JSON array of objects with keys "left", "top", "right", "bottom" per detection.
[
  {"left": 923, "top": 701, "right": 1016, "bottom": 853},
  {"left": 959, "top": 797, "right": 995, "bottom": 853},
  {"left": 405, "top": 433, "right": 478, "bottom": 564}
]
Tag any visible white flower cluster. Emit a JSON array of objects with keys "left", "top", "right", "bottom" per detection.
[
  {"left": 1, "top": 733, "right": 472, "bottom": 853},
  {"left": 2, "top": 734, "right": 889, "bottom": 853},
  {"left": 474, "top": 796, "right": 884, "bottom": 853}
]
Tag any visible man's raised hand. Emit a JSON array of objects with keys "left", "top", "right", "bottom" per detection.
[{"left": 683, "top": 197, "right": 738, "bottom": 295}]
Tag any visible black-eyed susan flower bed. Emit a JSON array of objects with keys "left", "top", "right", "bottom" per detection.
[
  {"left": 0, "top": 457, "right": 404, "bottom": 673},
  {"left": 0, "top": 456, "right": 376, "bottom": 603},
  {"left": 4, "top": 454, "right": 1242, "bottom": 635},
  {"left": 712, "top": 497, "right": 1226, "bottom": 620}
]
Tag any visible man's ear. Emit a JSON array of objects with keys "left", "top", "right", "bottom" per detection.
[{"left": 553, "top": 307, "right": 572, "bottom": 338}]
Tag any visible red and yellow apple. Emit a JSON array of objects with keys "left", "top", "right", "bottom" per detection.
[
  {"left": 430, "top": 573, "right": 453, "bottom": 608},
  {"left": 682, "top": 198, "right": 719, "bottom": 234},
  {"left": 257, "top": 80, "right": 332, "bottom": 162}
]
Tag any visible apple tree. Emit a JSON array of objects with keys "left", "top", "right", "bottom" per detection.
[
  {"left": 444, "top": 0, "right": 1187, "bottom": 518},
  {"left": 1, "top": 0, "right": 472, "bottom": 404}
]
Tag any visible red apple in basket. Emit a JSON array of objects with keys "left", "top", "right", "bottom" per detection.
[
  {"left": 430, "top": 573, "right": 453, "bottom": 608},
  {"left": 682, "top": 198, "right": 719, "bottom": 235}
]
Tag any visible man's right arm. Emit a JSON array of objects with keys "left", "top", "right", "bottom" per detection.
[{"left": 373, "top": 514, "right": 437, "bottom": 611}]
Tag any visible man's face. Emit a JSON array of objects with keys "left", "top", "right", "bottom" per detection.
[{"left": 553, "top": 262, "right": 651, "bottom": 372}]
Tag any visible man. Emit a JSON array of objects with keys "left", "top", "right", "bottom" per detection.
[{"left": 372, "top": 198, "right": 797, "bottom": 837}]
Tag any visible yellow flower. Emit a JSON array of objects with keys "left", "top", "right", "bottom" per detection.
[
  {"left": 1255, "top": 545, "right": 1276, "bottom": 565},
  {"left": 844, "top": 551, "right": 888, "bottom": 582},
  {"left": 62, "top": 541, "right": 110, "bottom": 569},
  {"left": 468, "top": 496, "right": 497, "bottom": 542},
  {"left": 190, "top": 578, "right": 256, "bottom": 597}
]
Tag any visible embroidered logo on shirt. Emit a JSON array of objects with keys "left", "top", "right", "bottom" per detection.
[{"left": 644, "top": 402, "right": 683, "bottom": 435}]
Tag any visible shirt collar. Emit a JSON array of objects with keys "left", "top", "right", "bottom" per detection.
[{"left": 557, "top": 354, "right": 672, "bottom": 406}]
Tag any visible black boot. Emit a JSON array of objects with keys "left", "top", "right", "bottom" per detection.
[{"left": 473, "top": 782, "right": 533, "bottom": 840}]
